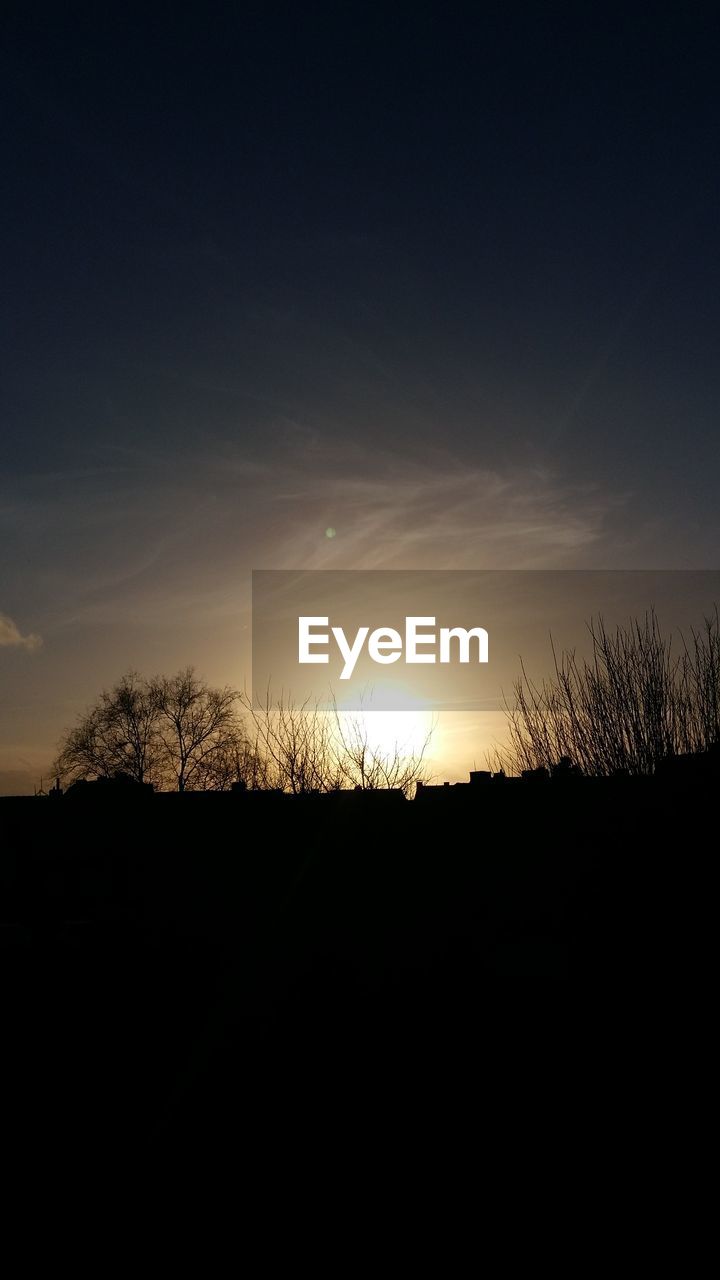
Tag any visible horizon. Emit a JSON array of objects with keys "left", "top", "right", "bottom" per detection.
[{"left": 8, "top": 568, "right": 720, "bottom": 795}]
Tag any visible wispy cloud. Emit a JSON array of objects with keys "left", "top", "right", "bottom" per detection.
[
  {"left": 0, "top": 436, "right": 626, "bottom": 635},
  {"left": 0, "top": 612, "right": 42, "bottom": 650},
  {"left": 266, "top": 444, "right": 622, "bottom": 571}
]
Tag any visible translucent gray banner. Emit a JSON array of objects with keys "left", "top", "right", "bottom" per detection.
[{"left": 251, "top": 570, "right": 720, "bottom": 711}]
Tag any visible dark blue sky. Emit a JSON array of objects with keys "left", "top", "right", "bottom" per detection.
[{"left": 1, "top": 3, "right": 719, "bottom": 788}]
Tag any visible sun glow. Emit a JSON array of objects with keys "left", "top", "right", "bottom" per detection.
[
  {"left": 332, "top": 681, "right": 436, "bottom": 765},
  {"left": 335, "top": 707, "right": 435, "bottom": 762}
]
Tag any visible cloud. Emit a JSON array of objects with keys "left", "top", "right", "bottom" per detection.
[
  {"left": 0, "top": 436, "right": 626, "bottom": 637},
  {"left": 266, "top": 444, "right": 622, "bottom": 571},
  {"left": 0, "top": 612, "right": 42, "bottom": 651}
]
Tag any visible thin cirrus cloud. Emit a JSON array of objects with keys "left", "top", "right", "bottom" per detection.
[
  {"left": 266, "top": 446, "right": 622, "bottom": 572},
  {"left": 0, "top": 612, "right": 42, "bottom": 651},
  {"left": 0, "top": 438, "right": 624, "bottom": 636}
]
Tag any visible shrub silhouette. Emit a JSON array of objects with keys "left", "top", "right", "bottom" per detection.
[{"left": 496, "top": 607, "right": 720, "bottom": 777}]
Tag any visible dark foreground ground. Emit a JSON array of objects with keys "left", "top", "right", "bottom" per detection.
[{"left": 0, "top": 783, "right": 712, "bottom": 1170}]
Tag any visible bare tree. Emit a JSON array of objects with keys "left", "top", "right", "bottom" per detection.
[
  {"left": 54, "top": 671, "right": 163, "bottom": 786},
  {"left": 240, "top": 687, "right": 343, "bottom": 794},
  {"left": 240, "top": 687, "right": 434, "bottom": 796},
  {"left": 493, "top": 608, "right": 720, "bottom": 777},
  {"left": 188, "top": 722, "right": 267, "bottom": 791},
  {"left": 332, "top": 704, "right": 434, "bottom": 797},
  {"left": 56, "top": 671, "right": 437, "bottom": 795},
  {"left": 54, "top": 668, "right": 252, "bottom": 791},
  {"left": 151, "top": 667, "right": 240, "bottom": 792},
  {"left": 677, "top": 605, "right": 720, "bottom": 754}
]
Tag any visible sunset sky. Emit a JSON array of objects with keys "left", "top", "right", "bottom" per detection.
[{"left": 2, "top": 5, "right": 719, "bottom": 791}]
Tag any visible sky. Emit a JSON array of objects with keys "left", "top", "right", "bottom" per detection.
[{"left": 2, "top": 3, "right": 719, "bottom": 791}]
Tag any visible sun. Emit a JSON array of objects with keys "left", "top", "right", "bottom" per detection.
[{"left": 333, "top": 699, "right": 436, "bottom": 763}]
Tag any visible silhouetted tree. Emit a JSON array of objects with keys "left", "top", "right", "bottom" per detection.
[
  {"left": 240, "top": 687, "right": 433, "bottom": 795},
  {"left": 54, "top": 671, "right": 162, "bottom": 787},
  {"left": 151, "top": 668, "right": 240, "bottom": 792},
  {"left": 332, "top": 704, "right": 433, "bottom": 797},
  {"left": 174, "top": 720, "right": 264, "bottom": 791},
  {"left": 57, "top": 673, "right": 435, "bottom": 795},
  {"left": 494, "top": 608, "right": 720, "bottom": 777},
  {"left": 54, "top": 668, "right": 256, "bottom": 791},
  {"left": 240, "top": 688, "right": 343, "bottom": 794}
]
